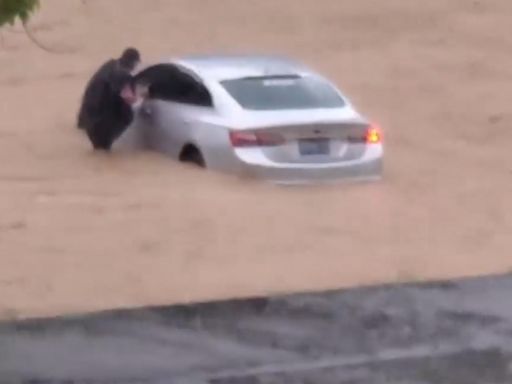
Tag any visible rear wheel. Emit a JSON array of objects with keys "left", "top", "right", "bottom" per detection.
[{"left": 180, "top": 145, "right": 205, "bottom": 168}]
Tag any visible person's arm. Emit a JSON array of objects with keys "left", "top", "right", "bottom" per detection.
[
  {"left": 120, "top": 83, "right": 137, "bottom": 104},
  {"left": 107, "top": 66, "right": 133, "bottom": 98}
]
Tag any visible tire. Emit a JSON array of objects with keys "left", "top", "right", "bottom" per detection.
[{"left": 180, "top": 145, "right": 206, "bottom": 168}]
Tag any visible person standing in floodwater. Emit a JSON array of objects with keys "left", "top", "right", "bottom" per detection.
[{"left": 77, "top": 47, "right": 142, "bottom": 151}]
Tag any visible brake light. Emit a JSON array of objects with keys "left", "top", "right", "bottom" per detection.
[
  {"left": 365, "top": 124, "right": 382, "bottom": 144},
  {"left": 229, "top": 131, "right": 285, "bottom": 147},
  {"left": 229, "top": 131, "right": 258, "bottom": 147}
]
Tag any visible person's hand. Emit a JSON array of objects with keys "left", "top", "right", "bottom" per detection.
[
  {"left": 120, "top": 84, "right": 137, "bottom": 104},
  {"left": 135, "top": 83, "right": 149, "bottom": 99}
]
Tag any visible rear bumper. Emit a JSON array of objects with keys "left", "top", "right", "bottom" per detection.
[{"left": 232, "top": 145, "right": 383, "bottom": 185}]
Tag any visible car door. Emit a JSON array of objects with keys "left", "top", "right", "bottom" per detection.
[
  {"left": 135, "top": 64, "right": 214, "bottom": 159},
  {"left": 143, "top": 99, "right": 187, "bottom": 158}
]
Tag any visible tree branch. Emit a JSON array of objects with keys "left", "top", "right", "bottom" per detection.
[{"left": 22, "top": 20, "right": 73, "bottom": 54}]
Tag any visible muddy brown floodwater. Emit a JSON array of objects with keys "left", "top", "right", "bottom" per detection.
[{"left": 0, "top": 0, "right": 511, "bottom": 319}]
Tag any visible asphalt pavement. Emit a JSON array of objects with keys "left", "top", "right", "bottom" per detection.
[{"left": 2, "top": 274, "right": 512, "bottom": 383}]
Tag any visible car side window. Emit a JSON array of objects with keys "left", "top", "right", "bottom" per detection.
[{"left": 135, "top": 64, "right": 213, "bottom": 107}]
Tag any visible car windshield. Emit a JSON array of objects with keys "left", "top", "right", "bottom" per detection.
[{"left": 220, "top": 75, "right": 346, "bottom": 110}]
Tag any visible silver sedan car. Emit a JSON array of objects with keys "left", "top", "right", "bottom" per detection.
[{"left": 120, "top": 54, "right": 383, "bottom": 184}]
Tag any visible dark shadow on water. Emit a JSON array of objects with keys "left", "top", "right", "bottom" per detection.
[{"left": 1, "top": 273, "right": 512, "bottom": 383}]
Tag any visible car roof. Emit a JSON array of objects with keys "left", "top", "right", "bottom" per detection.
[{"left": 168, "top": 54, "right": 317, "bottom": 81}]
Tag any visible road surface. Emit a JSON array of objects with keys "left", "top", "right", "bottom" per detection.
[{"left": 2, "top": 274, "right": 512, "bottom": 383}]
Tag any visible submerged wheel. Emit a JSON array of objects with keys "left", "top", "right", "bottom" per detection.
[{"left": 180, "top": 145, "right": 206, "bottom": 168}]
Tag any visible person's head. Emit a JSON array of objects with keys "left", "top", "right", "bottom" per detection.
[{"left": 118, "top": 47, "right": 141, "bottom": 72}]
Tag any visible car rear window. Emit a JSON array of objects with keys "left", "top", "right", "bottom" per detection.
[{"left": 220, "top": 75, "right": 346, "bottom": 111}]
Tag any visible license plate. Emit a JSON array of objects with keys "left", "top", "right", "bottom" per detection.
[{"left": 299, "top": 138, "right": 330, "bottom": 156}]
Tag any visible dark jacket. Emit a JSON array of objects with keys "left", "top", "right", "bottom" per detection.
[{"left": 77, "top": 59, "right": 134, "bottom": 130}]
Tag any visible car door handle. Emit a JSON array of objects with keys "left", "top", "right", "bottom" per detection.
[{"left": 140, "top": 106, "right": 152, "bottom": 118}]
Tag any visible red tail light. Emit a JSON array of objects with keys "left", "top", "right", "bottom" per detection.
[
  {"left": 365, "top": 124, "right": 382, "bottom": 144},
  {"left": 229, "top": 131, "right": 285, "bottom": 147}
]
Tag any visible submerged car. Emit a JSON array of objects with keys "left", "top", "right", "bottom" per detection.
[{"left": 122, "top": 54, "right": 383, "bottom": 184}]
